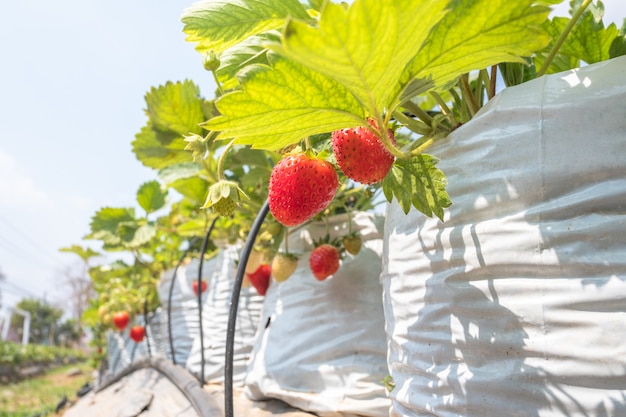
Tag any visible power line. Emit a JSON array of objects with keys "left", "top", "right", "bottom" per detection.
[
  {"left": 0, "top": 280, "right": 38, "bottom": 299},
  {"left": 0, "top": 214, "right": 61, "bottom": 265},
  {"left": 0, "top": 238, "right": 57, "bottom": 271}
]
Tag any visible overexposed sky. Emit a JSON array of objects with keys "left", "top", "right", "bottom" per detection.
[{"left": 0, "top": 0, "right": 624, "bottom": 312}]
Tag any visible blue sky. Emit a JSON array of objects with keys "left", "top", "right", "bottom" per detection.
[{"left": 0, "top": 1, "right": 624, "bottom": 313}]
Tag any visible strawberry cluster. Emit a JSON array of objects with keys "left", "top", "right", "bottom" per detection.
[{"left": 268, "top": 121, "right": 395, "bottom": 228}]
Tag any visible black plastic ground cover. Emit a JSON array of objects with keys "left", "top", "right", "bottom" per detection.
[{"left": 96, "top": 356, "right": 219, "bottom": 417}]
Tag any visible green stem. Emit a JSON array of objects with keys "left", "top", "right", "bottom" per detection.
[
  {"left": 211, "top": 69, "right": 225, "bottom": 97},
  {"left": 448, "top": 88, "right": 468, "bottom": 122},
  {"left": 347, "top": 207, "right": 353, "bottom": 235},
  {"left": 392, "top": 110, "right": 432, "bottom": 136},
  {"left": 216, "top": 139, "right": 236, "bottom": 181},
  {"left": 372, "top": 115, "right": 408, "bottom": 160},
  {"left": 402, "top": 100, "right": 434, "bottom": 125},
  {"left": 460, "top": 74, "right": 479, "bottom": 117},
  {"left": 409, "top": 131, "right": 449, "bottom": 156},
  {"left": 537, "top": 0, "right": 592, "bottom": 77},
  {"left": 479, "top": 69, "right": 491, "bottom": 104},
  {"left": 489, "top": 65, "right": 497, "bottom": 99},
  {"left": 430, "top": 92, "right": 457, "bottom": 126}
]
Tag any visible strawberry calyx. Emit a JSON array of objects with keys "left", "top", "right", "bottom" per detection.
[{"left": 202, "top": 179, "right": 248, "bottom": 217}]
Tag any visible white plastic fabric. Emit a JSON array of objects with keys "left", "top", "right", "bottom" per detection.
[
  {"left": 104, "top": 314, "right": 160, "bottom": 377},
  {"left": 185, "top": 244, "right": 264, "bottom": 384},
  {"left": 157, "top": 258, "right": 214, "bottom": 365},
  {"left": 105, "top": 330, "right": 131, "bottom": 376},
  {"left": 245, "top": 212, "right": 391, "bottom": 417},
  {"left": 383, "top": 56, "right": 626, "bottom": 417}
]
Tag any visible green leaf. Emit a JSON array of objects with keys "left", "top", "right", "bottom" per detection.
[
  {"left": 128, "top": 224, "right": 157, "bottom": 248},
  {"left": 145, "top": 80, "right": 205, "bottom": 136},
  {"left": 89, "top": 207, "right": 136, "bottom": 235},
  {"left": 182, "top": 0, "right": 311, "bottom": 55},
  {"left": 278, "top": 0, "right": 448, "bottom": 114},
  {"left": 217, "top": 32, "right": 278, "bottom": 90},
  {"left": 206, "top": 54, "right": 366, "bottom": 150},
  {"left": 609, "top": 33, "right": 626, "bottom": 58},
  {"left": 557, "top": 16, "right": 619, "bottom": 64},
  {"left": 136, "top": 180, "right": 167, "bottom": 214},
  {"left": 132, "top": 124, "right": 194, "bottom": 169},
  {"left": 59, "top": 245, "right": 101, "bottom": 262},
  {"left": 157, "top": 162, "right": 204, "bottom": 185},
  {"left": 382, "top": 155, "right": 451, "bottom": 220},
  {"left": 407, "top": 0, "right": 552, "bottom": 88},
  {"left": 171, "top": 177, "right": 210, "bottom": 205}
]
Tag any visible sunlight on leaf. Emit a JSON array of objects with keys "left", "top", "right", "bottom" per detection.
[
  {"left": 144, "top": 80, "right": 205, "bottom": 136},
  {"left": 278, "top": 0, "right": 447, "bottom": 115},
  {"left": 206, "top": 54, "right": 366, "bottom": 150},
  {"left": 407, "top": 0, "right": 552, "bottom": 88},
  {"left": 182, "top": 0, "right": 311, "bottom": 55}
]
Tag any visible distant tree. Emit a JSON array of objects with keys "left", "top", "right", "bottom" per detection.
[
  {"left": 11, "top": 298, "right": 63, "bottom": 345},
  {"left": 58, "top": 262, "right": 95, "bottom": 322},
  {"left": 58, "top": 246, "right": 100, "bottom": 347},
  {"left": 56, "top": 318, "right": 82, "bottom": 347}
]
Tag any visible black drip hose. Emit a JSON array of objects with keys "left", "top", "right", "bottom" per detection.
[
  {"left": 143, "top": 299, "right": 152, "bottom": 358},
  {"left": 167, "top": 237, "right": 200, "bottom": 366},
  {"left": 225, "top": 200, "right": 269, "bottom": 417},
  {"left": 197, "top": 217, "right": 219, "bottom": 386}
]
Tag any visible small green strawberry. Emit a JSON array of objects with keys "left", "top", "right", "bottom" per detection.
[
  {"left": 331, "top": 119, "right": 396, "bottom": 184},
  {"left": 309, "top": 244, "right": 340, "bottom": 281},
  {"left": 342, "top": 232, "right": 362, "bottom": 255},
  {"left": 268, "top": 153, "right": 339, "bottom": 227},
  {"left": 202, "top": 180, "right": 247, "bottom": 216},
  {"left": 271, "top": 252, "right": 300, "bottom": 282}
]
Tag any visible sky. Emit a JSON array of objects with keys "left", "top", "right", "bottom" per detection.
[{"left": 0, "top": 1, "right": 625, "bottom": 314}]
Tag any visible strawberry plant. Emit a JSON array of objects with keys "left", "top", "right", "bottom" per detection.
[{"left": 178, "top": 0, "right": 625, "bottom": 220}]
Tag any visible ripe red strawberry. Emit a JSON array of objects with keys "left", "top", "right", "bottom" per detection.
[
  {"left": 247, "top": 263, "right": 271, "bottom": 295},
  {"left": 129, "top": 325, "right": 145, "bottom": 343},
  {"left": 192, "top": 280, "right": 207, "bottom": 296},
  {"left": 342, "top": 233, "right": 362, "bottom": 255},
  {"left": 268, "top": 153, "right": 339, "bottom": 226},
  {"left": 271, "top": 252, "right": 299, "bottom": 282},
  {"left": 112, "top": 311, "right": 130, "bottom": 331},
  {"left": 309, "top": 244, "right": 340, "bottom": 281},
  {"left": 331, "top": 120, "right": 396, "bottom": 184}
]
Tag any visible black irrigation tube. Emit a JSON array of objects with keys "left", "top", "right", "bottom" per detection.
[
  {"left": 143, "top": 299, "right": 152, "bottom": 358},
  {"left": 225, "top": 200, "right": 269, "bottom": 417},
  {"left": 167, "top": 237, "right": 200, "bottom": 365},
  {"left": 197, "top": 217, "right": 219, "bottom": 386},
  {"left": 96, "top": 357, "right": 221, "bottom": 417}
]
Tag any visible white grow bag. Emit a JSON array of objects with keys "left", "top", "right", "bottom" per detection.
[
  {"left": 104, "top": 313, "right": 162, "bottom": 377},
  {"left": 157, "top": 260, "right": 207, "bottom": 365},
  {"left": 185, "top": 243, "right": 264, "bottom": 384},
  {"left": 245, "top": 212, "right": 391, "bottom": 417},
  {"left": 383, "top": 56, "right": 626, "bottom": 417}
]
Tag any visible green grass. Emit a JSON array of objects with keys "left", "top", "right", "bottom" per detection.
[{"left": 0, "top": 361, "right": 94, "bottom": 416}]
